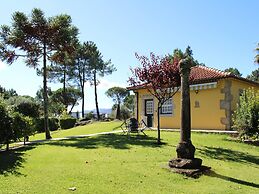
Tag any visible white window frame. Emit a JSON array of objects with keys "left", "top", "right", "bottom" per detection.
[
  {"left": 161, "top": 98, "right": 173, "bottom": 115},
  {"left": 145, "top": 100, "right": 154, "bottom": 115}
]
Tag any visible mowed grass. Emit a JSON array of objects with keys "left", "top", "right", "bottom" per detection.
[
  {"left": 0, "top": 122, "right": 258, "bottom": 194},
  {"left": 29, "top": 120, "right": 123, "bottom": 141}
]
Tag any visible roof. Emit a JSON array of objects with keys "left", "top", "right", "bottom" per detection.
[
  {"left": 128, "top": 65, "right": 259, "bottom": 90},
  {"left": 190, "top": 65, "right": 231, "bottom": 84}
]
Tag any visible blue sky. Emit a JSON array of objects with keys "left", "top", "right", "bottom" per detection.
[{"left": 0, "top": 0, "right": 258, "bottom": 110}]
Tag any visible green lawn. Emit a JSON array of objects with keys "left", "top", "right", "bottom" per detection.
[
  {"left": 29, "top": 120, "right": 123, "bottom": 141},
  {"left": 0, "top": 122, "right": 258, "bottom": 194}
]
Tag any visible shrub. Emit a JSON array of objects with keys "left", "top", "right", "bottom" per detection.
[
  {"left": 232, "top": 88, "right": 259, "bottom": 140},
  {"left": 11, "top": 112, "right": 34, "bottom": 144},
  {"left": 49, "top": 117, "right": 59, "bottom": 131},
  {"left": 60, "top": 118, "right": 77, "bottom": 129},
  {"left": 14, "top": 100, "right": 40, "bottom": 118},
  {"left": 84, "top": 111, "right": 95, "bottom": 120},
  {"left": 35, "top": 117, "right": 59, "bottom": 132},
  {"left": 0, "top": 99, "right": 14, "bottom": 150},
  {"left": 7, "top": 96, "right": 40, "bottom": 118}
]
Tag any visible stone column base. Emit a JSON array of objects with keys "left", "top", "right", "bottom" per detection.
[{"left": 169, "top": 158, "right": 202, "bottom": 169}]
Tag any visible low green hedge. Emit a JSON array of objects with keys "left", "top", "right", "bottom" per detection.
[
  {"left": 59, "top": 118, "right": 77, "bottom": 129},
  {"left": 35, "top": 117, "right": 60, "bottom": 132}
]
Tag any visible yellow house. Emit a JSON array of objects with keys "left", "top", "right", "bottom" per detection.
[{"left": 128, "top": 65, "right": 259, "bottom": 130}]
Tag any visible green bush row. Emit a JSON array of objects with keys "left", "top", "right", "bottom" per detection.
[
  {"left": 35, "top": 117, "right": 77, "bottom": 132},
  {"left": 60, "top": 118, "right": 77, "bottom": 129}
]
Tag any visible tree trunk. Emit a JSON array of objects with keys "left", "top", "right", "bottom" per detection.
[
  {"left": 6, "top": 142, "right": 9, "bottom": 151},
  {"left": 81, "top": 69, "right": 85, "bottom": 118},
  {"left": 43, "top": 42, "right": 51, "bottom": 139},
  {"left": 69, "top": 102, "right": 76, "bottom": 114},
  {"left": 81, "top": 88, "right": 85, "bottom": 118},
  {"left": 116, "top": 103, "right": 121, "bottom": 120},
  {"left": 24, "top": 136, "right": 26, "bottom": 145},
  {"left": 157, "top": 102, "right": 161, "bottom": 144},
  {"left": 63, "top": 65, "right": 67, "bottom": 110},
  {"left": 94, "top": 71, "right": 100, "bottom": 120}
]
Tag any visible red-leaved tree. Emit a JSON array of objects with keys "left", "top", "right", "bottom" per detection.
[{"left": 129, "top": 52, "right": 182, "bottom": 144}]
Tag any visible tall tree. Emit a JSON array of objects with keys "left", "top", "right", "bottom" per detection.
[
  {"left": 35, "top": 87, "right": 65, "bottom": 116},
  {"left": 105, "top": 87, "right": 129, "bottom": 120},
  {"left": 0, "top": 8, "right": 78, "bottom": 139},
  {"left": 123, "top": 94, "right": 135, "bottom": 114},
  {"left": 69, "top": 42, "right": 90, "bottom": 118},
  {"left": 51, "top": 87, "right": 81, "bottom": 114},
  {"left": 224, "top": 67, "right": 242, "bottom": 77},
  {"left": 246, "top": 68, "right": 259, "bottom": 83},
  {"left": 86, "top": 42, "right": 116, "bottom": 120},
  {"left": 48, "top": 51, "right": 76, "bottom": 109}
]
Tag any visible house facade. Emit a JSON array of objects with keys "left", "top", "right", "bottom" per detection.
[{"left": 128, "top": 66, "right": 259, "bottom": 130}]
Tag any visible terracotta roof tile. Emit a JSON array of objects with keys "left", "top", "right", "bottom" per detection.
[
  {"left": 190, "top": 65, "right": 231, "bottom": 83},
  {"left": 127, "top": 65, "right": 259, "bottom": 90}
]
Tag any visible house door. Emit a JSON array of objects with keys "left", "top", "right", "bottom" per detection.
[{"left": 145, "top": 99, "right": 153, "bottom": 127}]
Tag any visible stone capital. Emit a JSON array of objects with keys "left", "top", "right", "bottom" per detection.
[{"left": 179, "top": 58, "right": 191, "bottom": 77}]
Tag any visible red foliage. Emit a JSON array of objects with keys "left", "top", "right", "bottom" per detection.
[{"left": 129, "top": 52, "right": 181, "bottom": 104}]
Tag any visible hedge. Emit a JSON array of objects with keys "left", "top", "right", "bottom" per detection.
[
  {"left": 35, "top": 117, "right": 59, "bottom": 132},
  {"left": 60, "top": 118, "right": 77, "bottom": 129}
]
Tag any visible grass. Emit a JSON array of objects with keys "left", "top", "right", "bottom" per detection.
[
  {"left": 0, "top": 122, "right": 258, "bottom": 194},
  {"left": 29, "top": 120, "right": 123, "bottom": 141}
]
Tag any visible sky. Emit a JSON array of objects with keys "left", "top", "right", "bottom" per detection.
[{"left": 0, "top": 0, "right": 258, "bottom": 111}]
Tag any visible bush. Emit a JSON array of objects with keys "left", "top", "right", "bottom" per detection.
[
  {"left": 49, "top": 117, "right": 59, "bottom": 131},
  {"left": 232, "top": 88, "right": 259, "bottom": 140},
  {"left": 0, "top": 99, "right": 13, "bottom": 150},
  {"left": 14, "top": 101, "right": 40, "bottom": 118},
  {"left": 7, "top": 96, "right": 40, "bottom": 118},
  {"left": 84, "top": 111, "right": 95, "bottom": 120},
  {"left": 11, "top": 112, "right": 34, "bottom": 144},
  {"left": 60, "top": 118, "right": 77, "bottom": 129},
  {"left": 35, "top": 117, "right": 60, "bottom": 132}
]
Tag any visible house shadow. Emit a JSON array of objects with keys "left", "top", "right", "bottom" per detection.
[
  {"left": 197, "top": 146, "right": 259, "bottom": 166},
  {"left": 46, "top": 133, "right": 167, "bottom": 150},
  {"left": 0, "top": 146, "right": 35, "bottom": 176},
  {"left": 205, "top": 170, "right": 259, "bottom": 189}
]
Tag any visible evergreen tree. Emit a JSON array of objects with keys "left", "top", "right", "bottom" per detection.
[
  {"left": 0, "top": 8, "right": 78, "bottom": 139},
  {"left": 224, "top": 67, "right": 242, "bottom": 77},
  {"left": 105, "top": 87, "right": 129, "bottom": 120}
]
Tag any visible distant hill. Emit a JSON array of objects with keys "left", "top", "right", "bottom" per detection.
[
  {"left": 70, "top": 108, "right": 112, "bottom": 118},
  {"left": 87, "top": 108, "right": 112, "bottom": 114}
]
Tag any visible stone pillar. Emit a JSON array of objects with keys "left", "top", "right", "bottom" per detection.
[
  {"left": 176, "top": 58, "right": 195, "bottom": 159},
  {"left": 169, "top": 58, "right": 202, "bottom": 170}
]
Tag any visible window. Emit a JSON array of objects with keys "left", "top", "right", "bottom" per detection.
[
  {"left": 161, "top": 98, "right": 173, "bottom": 114},
  {"left": 194, "top": 101, "right": 200, "bottom": 108},
  {"left": 145, "top": 100, "right": 153, "bottom": 115}
]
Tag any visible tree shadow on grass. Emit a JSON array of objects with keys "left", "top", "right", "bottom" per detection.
[
  {"left": 197, "top": 146, "right": 259, "bottom": 166},
  {"left": 46, "top": 133, "right": 167, "bottom": 150},
  {"left": 205, "top": 170, "right": 259, "bottom": 189},
  {"left": 0, "top": 146, "right": 35, "bottom": 176}
]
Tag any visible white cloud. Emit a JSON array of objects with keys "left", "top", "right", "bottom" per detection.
[{"left": 0, "top": 61, "right": 7, "bottom": 71}]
